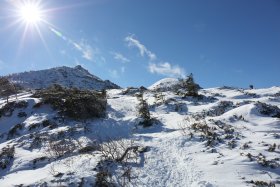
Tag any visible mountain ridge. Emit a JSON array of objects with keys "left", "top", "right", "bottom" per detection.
[{"left": 4, "top": 65, "right": 120, "bottom": 90}]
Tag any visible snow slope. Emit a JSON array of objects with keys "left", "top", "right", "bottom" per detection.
[
  {"left": 5, "top": 65, "right": 120, "bottom": 90},
  {"left": 148, "top": 78, "right": 180, "bottom": 91},
  {"left": 0, "top": 84, "right": 280, "bottom": 186}
]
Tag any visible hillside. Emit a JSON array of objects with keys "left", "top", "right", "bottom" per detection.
[
  {"left": 5, "top": 65, "right": 120, "bottom": 90},
  {"left": 0, "top": 82, "right": 280, "bottom": 186}
]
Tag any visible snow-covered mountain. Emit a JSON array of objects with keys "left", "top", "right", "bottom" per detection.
[
  {"left": 0, "top": 78, "right": 280, "bottom": 186},
  {"left": 148, "top": 78, "right": 181, "bottom": 91},
  {"left": 5, "top": 65, "right": 120, "bottom": 90}
]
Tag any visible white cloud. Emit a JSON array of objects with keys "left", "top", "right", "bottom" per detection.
[
  {"left": 124, "top": 34, "right": 186, "bottom": 78},
  {"left": 148, "top": 62, "right": 186, "bottom": 78},
  {"left": 73, "top": 40, "right": 96, "bottom": 61},
  {"left": 125, "top": 35, "right": 156, "bottom": 61},
  {"left": 112, "top": 52, "right": 130, "bottom": 63}
]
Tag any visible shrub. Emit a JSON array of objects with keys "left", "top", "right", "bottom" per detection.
[
  {"left": 32, "top": 156, "right": 48, "bottom": 167},
  {"left": 137, "top": 93, "right": 153, "bottom": 127},
  {"left": 0, "top": 101, "right": 28, "bottom": 118},
  {"left": 15, "top": 101, "right": 28, "bottom": 108},
  {"left": 255, "top": 102, "right": 280, "bottom": 118},
  {"left": 96, "top": 138, "right": 146, "bottom": 187},
  {"left": 207, "top": 101, "right": 234, "bottom": 117},
  {"left": 153, "top": 92, "right": 165, "bottom": 106},
  {"left": 248, "top": 180, "right": 276, "bottom": 187},
  {"left": 45, "top": 135, "right": 78, "bottom": 158},
  {"left": 180, "top": 73, "right": 200, "bottom": 97},
  {"left": 0, "top": 146, "right": 15, "bottom": 169},
  {"left": 42, "top": 120, "right": 58, "bottom": 129},
  {"left": 242, "top": 152, "right": 279, "bottom": 169},
  {"left": 28, "top": 123, "right": 41, "bottom": 131},
  {"left": 29, "top": 132, "right": 49, "bottom": 149},
  {"left": 0, "top": 77, "right": 17, "bottom": 103},
  {"left": 33, "top": 85, "right": 107, "bottom": 119},
  {"left": 78, "top": 145, "right": 98, "bottom": 154},
  {"left": 95, "top": 169, "right": 112, "bottom": 187},
  {"left": 17, "top": 112, "right": 27, "bottom": 118},
  {"left": 0, "top": 102, "right": 15, "bottom": 118},
  {"left": 7, "top": 123, "right": 23, "bottom": 140}
]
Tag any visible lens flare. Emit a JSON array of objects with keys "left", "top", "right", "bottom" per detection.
[{"left": 19, "top": 3, "right": 43, "bottom": 24}]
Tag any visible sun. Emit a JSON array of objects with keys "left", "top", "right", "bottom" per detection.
[{"left": 18, "top": 3, "right": 43, "bottom": 25}]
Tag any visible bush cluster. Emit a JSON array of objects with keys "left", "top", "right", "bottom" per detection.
[
  {"left": 137, "top": 92, "right": 153, "bottom": 127},
  {"left": 255, "top": 102, "right": 280, "bottom": 118},
  {"left": 33, "top": 84, "right": 107, "bottom": 119},
  {"left": 0, "top": 146, "right": 15, "bottom": 169},
  {"left": 0, "top": 100, "right": 28, "bottom": 118}
]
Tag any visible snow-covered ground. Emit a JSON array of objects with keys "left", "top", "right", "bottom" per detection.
[{"left": 0, "top": 84, "right": 280, "bottom": 186}]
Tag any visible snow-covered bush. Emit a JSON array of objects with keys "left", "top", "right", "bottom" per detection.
[
  {"left": 33, "top": 85, "right": 107, "bottom": 119},
  {"left": 153, "top": 92, "right": 166, "bottom": 105},
  {"left": 181, "top": 73, "right": 200, "bottom": 97},
  {"left": 243, "top": 152, "right": 280, "bottom": 169},
  {"left": 17, "top": 111, "right": 27, "bottom": 118},
  {"left": 207, "top": 101, "right": 235, "bottom": 117},
  {"left": 29, "top": 132, "right": 49, "bottom": 149},
  {"left": 45, "top": 135, "right": 78, "bottom": 158},
  {"left": 0, "top": 146, "right": 15, "bottom": 169},
  {"left": 180, "top": 117, "right": 241, "bottom": 148},
  {"left": 0, "top": 77, "right": 17, "bottom": 103},
  {"left": 255, "top": 102, "right": 280, "bottom": 118},
  {"left": 122, "top": 86, "right": 146, "bottom": 95},
  {"left": 7, "top": 123, "right": 23, "bottom": 140},
  {"left": 42, "top": 120, "right": 58, "bottom": 129},
  {"left": 248, "top": 180, "right": 276, "bottom": 187},
  {"left": 0, "top": 100, "right": 28, "bottom": 118},
  {"left": 273, "top": 92, "right": 280, "bottom": 97},
  {"left": 96, "top": 138, "right": 146, "bottom": 187},
  {"left": 137, "top": 92, "right": 153, "bottom": 127}
]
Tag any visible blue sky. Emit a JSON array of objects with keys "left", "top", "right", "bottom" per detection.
[{"left": 0, "top": 0, "right": 279, "bottom": 88}]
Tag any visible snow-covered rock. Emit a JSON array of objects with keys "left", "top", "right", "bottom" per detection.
[
  {"left": 5, "top": 65, "right": 120, "bottom": 90},
  {"left": 148, "top": 78, "right": 181, "bottom": 91}
]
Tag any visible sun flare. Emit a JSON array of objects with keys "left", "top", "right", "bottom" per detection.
[{"left": 18, "top": 2, "right": 43, "bottom": 25}]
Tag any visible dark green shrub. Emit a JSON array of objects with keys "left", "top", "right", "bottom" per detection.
[
  {"left": 0, "top": 146, "right": 15, "bottom": 169},
  {"left": 17, "top": 112, "right": 27, "bottom": 118},
  {"left": 0, "top": 77, "right": 17, "bottom": 103},
  {"left": 7, "top": 123, "right": 23, "bottom": 140},
  {"left": 0, "top": 101, "right": 28, "bottom": 118},
  {"left": 137, "top": 93, "right": 153, "bottom": 127},
  {"left": 33, "top": 85, "right": 107, "bottom": 119},
  {"left": 255, "top": 102, "right": 280, "bottom": 118},
  {"left": 180, "top": 73, "right": 200, "bottom": 97}
]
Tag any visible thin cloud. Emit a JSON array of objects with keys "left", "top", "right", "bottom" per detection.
[
  {"left": 125, "top": 35, "right": 156, "bottom": 61},
  {"left": 148, "top": 62, "right": 186, "bottom": 78},
  {"left": 73, "top": 40, "right": 95, "bottom": 61},
  {"left": 112, "top": 52, "right": 130, "bottom": 63},
  {"left": 125, "top": 34, "right": 186, "bottom": 78},
  {"left": 50, "top": 27, "right": 98, "bottom": 62}
]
